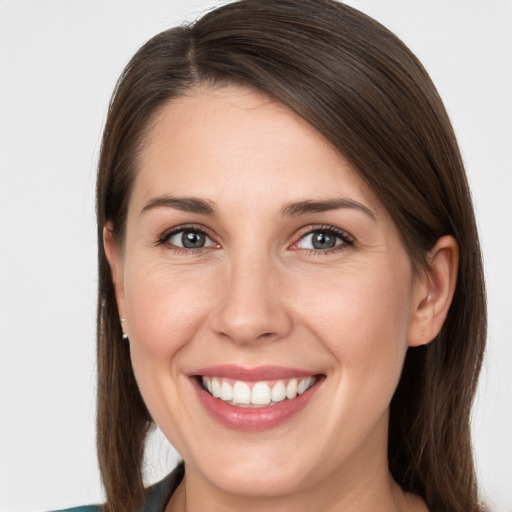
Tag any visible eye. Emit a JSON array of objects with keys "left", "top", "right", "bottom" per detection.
[
  {"left": 162, "top": 228, "right": 218, "bottom": 250},
  {"left": 292, "top": 227, "right": 353, "bottom": 252}
]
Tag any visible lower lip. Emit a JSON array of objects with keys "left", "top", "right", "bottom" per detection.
[{"left": 191, "top": 377, "right": 323, "bottom": 431}]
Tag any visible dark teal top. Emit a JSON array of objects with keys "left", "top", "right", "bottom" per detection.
[
  {"left": 50, "top": 463, "right": 184, "bottom": 512},
  {"left": 52, "top": 508, "right": 99, "bottom": 512}
]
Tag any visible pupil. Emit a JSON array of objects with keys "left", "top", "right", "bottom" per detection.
[
  {"left": 182, "top": 231, "right": 205, "bottom": 248},
  {"left": 312, "top": 232, "right": 335, "bottom": 249}
]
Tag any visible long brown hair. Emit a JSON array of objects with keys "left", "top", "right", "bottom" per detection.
[{"left": 96, "top": 1, "right": 486, "bottom": 510}]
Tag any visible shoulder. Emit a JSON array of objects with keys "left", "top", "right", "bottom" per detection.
[
  {"left": 47, "top": 463, "right": 184, "bottom": 512},
  {"left": 140, "top": 462, "right": 185, "bottom": 511}
]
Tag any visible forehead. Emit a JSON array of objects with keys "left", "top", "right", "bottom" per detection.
[{"left": 132, "top": 85, "right": 383, "bottom": 217}]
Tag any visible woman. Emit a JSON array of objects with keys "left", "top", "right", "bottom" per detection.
[{"left": 68, "top": 0, "right": 487, "bottom": 510}]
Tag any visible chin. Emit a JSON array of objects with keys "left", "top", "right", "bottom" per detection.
[{"left": 199, "top": 457, "right": 311, "bottom": 497}]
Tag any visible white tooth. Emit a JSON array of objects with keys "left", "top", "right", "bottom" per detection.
[
  {"left": 298, "top": 377, "right": 311, "bottom": 394},
  {"left": 211, "top": 377, "right": 221, "bottom": 398},
  {"left": 220, "top": 380, "right": 233, "bottom": 401},
  {"left": 202, "top": 376, "right": 213, "bottom": 394},
  {"left": 232, "top": 381, "right": 251, "bottom": 404},
  {"left": 286, "top": 378, "right": 298, "bottom": 399},
  {"left": 251, "top": 382, "right": 272, "bottom": 405},
  {"left": 307, "top": 376, "right": 316, "bottom": 389},
  {"left": 271, "top": 381, "right": 286, "bottom": 402}
]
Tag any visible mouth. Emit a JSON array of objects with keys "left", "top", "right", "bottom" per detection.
[
  {"left": 190, "top": 366, "right": 324, "bottom": 431},
  {"left": 199, "top": 375, "right": 318, "bottom": 408}
]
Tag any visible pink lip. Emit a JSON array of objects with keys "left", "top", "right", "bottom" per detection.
[
  {"left": 189, "top": 366, "right": 323, "bottom": 431},
  {"left": 190, "top": 364, "right": 317, "bottom": 381}
]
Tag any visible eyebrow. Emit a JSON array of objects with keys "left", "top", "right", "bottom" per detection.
[
  {"left": 141, "top": 195, "right": 217, "bottom": 216},
  {"left": 281, "top": 198, "right": 376, "bottom": 220},
  {"left": 140, "top": 195, "right": 375, "bottom": 220}
]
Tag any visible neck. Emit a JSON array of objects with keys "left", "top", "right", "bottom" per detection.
[{"left": 168, "top": 467, "right": 423, "bottom": 512}]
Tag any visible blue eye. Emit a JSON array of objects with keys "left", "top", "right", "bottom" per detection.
[
  {"left": 164, "top": 229, "right": 217, "bottom": 250},
  {"left": 295, "top": 228, "right": 352, "bottom": 251}
]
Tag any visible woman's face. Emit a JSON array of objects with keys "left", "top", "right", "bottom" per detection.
[{"left": 109, "top": 86, "right": 427, "bottom": 498}]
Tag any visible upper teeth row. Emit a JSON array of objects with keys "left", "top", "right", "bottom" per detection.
[{"left": 202, "top": 376, "right": 316, "bottom": 406}]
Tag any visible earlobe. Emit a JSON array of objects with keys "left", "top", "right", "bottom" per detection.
[
  {"left": 103, "top": 225, "right": 127, "bottom": 322},
  {"left": 408, "top": 235, "right": 459, "bottom": 347}
]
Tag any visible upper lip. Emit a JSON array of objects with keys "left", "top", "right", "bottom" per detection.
[{"left": 189, "top": 365, "right": 319, "bottom": 381}]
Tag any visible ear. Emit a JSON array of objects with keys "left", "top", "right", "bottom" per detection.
[
  {"left": 408, "top": 235, "right": 459, "bottom": 347},
  {"left": 103, "top": 225, "right": 128, "bottom": 332}
]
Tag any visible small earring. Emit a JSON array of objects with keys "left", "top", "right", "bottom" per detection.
[{"left": 120, "top": 318, "right": 128, "bottom": 340}]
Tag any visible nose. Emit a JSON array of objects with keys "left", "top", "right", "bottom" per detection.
[{"left": 210, "top": 252, "right": 293, "bottom": 345}]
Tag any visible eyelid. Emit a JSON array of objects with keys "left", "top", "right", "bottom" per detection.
[
  {"left": 155, "top": 223, "right": 353, "bottom": 253},
  {"left": 289, "top": 224, "right": 354, "bottom": 251},
  {"left": 157, "top": 223, "right": 220, "bottom": 250}
]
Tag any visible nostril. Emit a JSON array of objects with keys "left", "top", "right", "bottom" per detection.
[{"left": 259, "top": 332, "right": 278, "bottom": 339}]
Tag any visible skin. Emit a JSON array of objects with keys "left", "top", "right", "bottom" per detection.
[{"left": 104, "top": 85, "right": 458, "bottom": 512}]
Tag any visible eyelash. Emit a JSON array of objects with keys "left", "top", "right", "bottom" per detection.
[
  {"left": 156, "top": 224, "right": 354, "bottom": 255},
  {"left": 156, "top": 224, "right": 218, "bottom": 254},
  {"left": 292, "top": 225, "right": 354, "bottom": 255}
]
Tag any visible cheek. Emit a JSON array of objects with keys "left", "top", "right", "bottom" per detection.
[
  {"left": 122, "top": 260, "right": 220, "bottom": 395},
  {"left": 121, "top": 261, "right": 221, "bottom": 440},
  {"left": 297, "top": 263, "right": 413, "bottom": 383}
]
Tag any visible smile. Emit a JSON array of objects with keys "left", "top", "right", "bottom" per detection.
[
  {"left": 191, "top": 366, "right": 323, "bottom": 431},
  {"left": 201, "top": 376, "right": 317, "bottom": 407}
]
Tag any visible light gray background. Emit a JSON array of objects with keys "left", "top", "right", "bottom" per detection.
[{"left": 0, "top": 1, "right": 511, "bottom": 511}]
